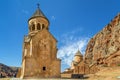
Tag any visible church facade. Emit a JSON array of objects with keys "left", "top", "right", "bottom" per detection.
[{"left": 17, "top": 6, "right": 61, "bottom": 78}]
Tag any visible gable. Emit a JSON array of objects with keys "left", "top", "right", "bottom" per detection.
[{"left": 32, "top": 29, "right": 57, "bottom": 45}]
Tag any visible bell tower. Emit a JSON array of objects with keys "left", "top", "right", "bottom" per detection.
[
  {"left": 71, "top": 50, "right": 83, "bottom": 69},
  {"left": 28, "top": 4, "right": 49, "bottom": 35},
  {"left": 17, "top": 4, "right": 61, "bottom": 78},
  {"left": 74, "top": 50, "right": 83, "bottom": 63}
]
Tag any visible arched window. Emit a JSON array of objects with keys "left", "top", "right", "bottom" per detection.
[
  {"left": 32, "top": 24, "right": 35, "bottom": 31},
  {"left": 42, "top": 24, "right": 45, "bottom": 29},
  {"left": 37, "top": 23, "right": 41, "bottom": 30}
]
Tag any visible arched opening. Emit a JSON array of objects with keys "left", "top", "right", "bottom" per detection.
[
  {"left": 42, "top": 24, "right": 45, "bottom": 29},
  {"left": 32, "top": 24, "right": 35, "bottom": 31},
  {"left": 37, "top": 23, "right": 41, "bottom": 30}
]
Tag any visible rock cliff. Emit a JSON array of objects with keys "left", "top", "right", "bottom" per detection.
[
  {"left": 62, "top": 13, "right": 120, "bottom": 76},
  {"left": 85, "top": 13, "right": 120, "bottom": 70}
]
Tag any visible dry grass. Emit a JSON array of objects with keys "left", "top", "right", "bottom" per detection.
[
  {"left": 0, "top": 78, "right": 10, "bottom": 80},
  {"left": 0, "top": 78, "right": 83, "bottom": 80},
  {"left": 1, "top": 67, "right": 120, "bottom": 80},
  {"left": 87, "top": 67, "right": 120, "bottom": 80}
]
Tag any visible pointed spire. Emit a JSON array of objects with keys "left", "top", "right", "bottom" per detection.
[
  {"left": 37, "top": 3, "right": 40, "bottom": 9},
  {"left": 29, "top": 4, "right": 48, "bottom": 21},
  {"left": 74, "top": 50, "right": 83, "bottom": 56}
]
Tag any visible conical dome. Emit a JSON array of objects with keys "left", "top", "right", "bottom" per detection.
[
  {"left": 75, "top": 50, "right": 83, "bottom": 56},
  {"left": 31, "top": 7, "right": 45, "bottom": 18},
  {"left": 28, "top": 5, "right": 49, "bottom": 24}
]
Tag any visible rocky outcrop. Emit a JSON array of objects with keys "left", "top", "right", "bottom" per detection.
[
  {"left": 0, "top": 63, "right": 19, "bottom": 78},
  {"left": 85, "top": 13, "right": 120, "bottom": 73},
  {"left": 61, "top": 13, "right": 120, "bottom": 77}
]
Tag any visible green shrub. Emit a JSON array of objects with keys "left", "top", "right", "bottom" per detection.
[
  {"left": 117, "top": 64, "right": 120, "bottom": 66},
  {"left": 103, "top": 64, "right": 108, "bottom": 67}
]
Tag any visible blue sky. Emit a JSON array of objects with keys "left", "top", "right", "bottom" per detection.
[{"left": 0, "top": 0, "right": 120, "bottom": 72}]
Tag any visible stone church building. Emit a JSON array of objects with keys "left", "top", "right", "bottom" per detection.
[{"left": 17, "top": 5, "right": 61, "bottom": 78}]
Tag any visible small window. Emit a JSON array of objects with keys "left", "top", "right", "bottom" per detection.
[
  {"left": 32, "top": 24, "right": 35, "bottom": 31},
  {"left": 43, "top": 67, "right": 46, "bottom": 71},
  {"left": 37, "top": 23, "right": 41, "bottom": 30}
]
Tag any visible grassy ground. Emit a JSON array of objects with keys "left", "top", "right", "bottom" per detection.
[
  {"left": 0, "top": 79, "right": 84, "bottom": 80},
  {"left": 86, "top": 67, "right": 120, "bottom": 80},
  {"left": 0, "top": 78, "right": 10, "bottom": 80},
  {"left": 1, "top": 67, "right": 120, "bottom": 80}
]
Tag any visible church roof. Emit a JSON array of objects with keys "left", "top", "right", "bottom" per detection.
[
  {"left": 28, "top": 4, "right": 49, "bottom": 22},
  {"left": 31, "top": 7, "right": 45, "bottom": 18},
  {"left": 75, "top": 50, "right": 83, "bottom": 56}
]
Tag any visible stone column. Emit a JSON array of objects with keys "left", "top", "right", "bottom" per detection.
[
  {"left": 35, "top": 22, "right": 37, "bottom": 31},
  {"left": 24, "top": 49, "right": 27, "bottom": 56},
  {"left": 30, "top": 40, "right": 32, "bottom": 56},
  {"left": 21, "top": 59, "right": 25, "bottom": 79}
]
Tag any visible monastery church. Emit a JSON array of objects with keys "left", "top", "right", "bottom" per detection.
[{"left": 17, "top": 5, "right": 61, "bottom": 78}]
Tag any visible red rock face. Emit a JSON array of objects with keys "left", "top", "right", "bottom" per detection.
[
  {"left": 84, "top": 13, "right": 120, "bottom": 73},
  {"left": 62, "top": 14, "right": 120, "bottom": 75}
]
